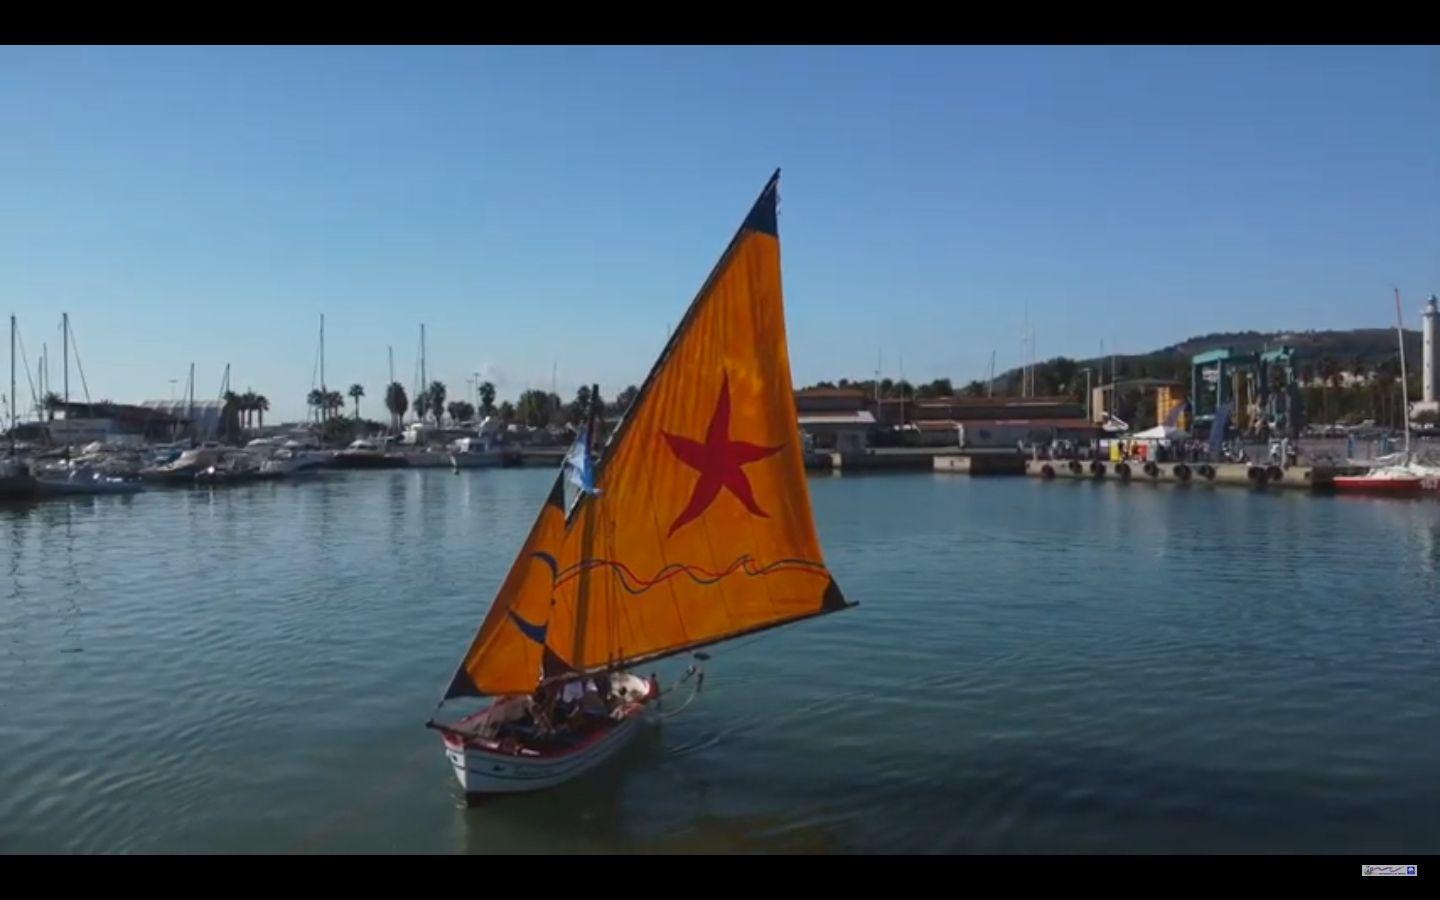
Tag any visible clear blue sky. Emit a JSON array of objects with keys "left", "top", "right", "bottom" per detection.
[{"left": 2, "top": 46, "right": 1437, "bottom": 422}]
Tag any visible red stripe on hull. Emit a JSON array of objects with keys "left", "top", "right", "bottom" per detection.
[{"left": 1333, "top": 477, "right": 1423, "bottom": 494}]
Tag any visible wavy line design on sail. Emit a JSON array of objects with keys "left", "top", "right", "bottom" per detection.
[{"left": 532, "top": 553, "right": 829, "bottom": 596}]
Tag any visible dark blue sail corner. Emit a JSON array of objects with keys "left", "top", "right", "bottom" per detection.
[
  {"left": 542, "top": 646, "right": 577, "bottom": 679},
  {"left": 821, "top": 577, "right": 855, "bottom": 612},
  {"left": 443, "top": 665, "right": 482, "bottom": 700},
  {"left": 544, "top": 475, "right": 566, "bottom": 511},
  {"left": 743, "top": 170, "right": 780, "bottom": 237}
]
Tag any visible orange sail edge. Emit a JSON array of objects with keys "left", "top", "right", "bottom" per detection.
[{"left": 435, "top": 169, "right": 856, "bottom": 707}]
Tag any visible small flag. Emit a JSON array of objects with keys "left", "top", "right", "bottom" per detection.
[{"left": 564, "top": 425, "right": 601, "bottom": 496}]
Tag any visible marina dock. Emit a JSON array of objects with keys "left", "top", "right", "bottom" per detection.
[{"left": 935, "top": 454, "right": 1371, "bottom": 490}]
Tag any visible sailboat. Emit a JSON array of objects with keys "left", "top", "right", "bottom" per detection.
[
  {"left": 1335, "top": 289, "right": 1424, "bottom": 495},
  {"left": 425, "top": 171, "right": 856, "bottom": 797}
]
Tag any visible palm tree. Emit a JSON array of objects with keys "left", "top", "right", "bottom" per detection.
[
  {"left": 478, "top": 381, "right": 496, "bottom": 417},
  {"left": 412, "top": 387, "right": 428, "bottom": 425},
  {"left": 427, "top": 381, "right": 446, "bottom": 425},
  {"left": 348, "top": 383, "right": 365, "bottom": 420},
  {"left": 306, "top": 388, "right": 325, "bottom": 424},
  {"left": 254, "top": 395, "right": 270, "bottom": 432},
  {"left": 220, "top": 391, "right": 240, "bottom": 441},
  {"left": 325, "top": 390, "right": 345, "bottom": 421},
  {"left": 497, "top": 400, "right": 516, "bottom": 425},
  {"left": 384, "top": 382, "right": 408, "bottom": 433},
  {"left": 570, "top": 385, "right": 592, "bottom": 424},
  {"left": 240, "top": 390, "right": 258, "bottom": 431}
]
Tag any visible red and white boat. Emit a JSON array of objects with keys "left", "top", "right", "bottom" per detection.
[
  {"left": 1334, "top": 290, "right": 1435, "bottom": 497},
  {"left": 1333, "top": 466, "right": 1424, "bottom": 495},
  {"left": 432, "top": 673, "right": 660, "bottom": 795},
  {"left": 425, "top": 172, "right": 855, "bottom": 800}
]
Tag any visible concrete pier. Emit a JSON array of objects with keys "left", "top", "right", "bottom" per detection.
[
  {"left": 828, "top": 449, "right": 947, "bottom": 471},
  {"left": 1014, "top": 458, "right": 1350, "bottom": 490}
]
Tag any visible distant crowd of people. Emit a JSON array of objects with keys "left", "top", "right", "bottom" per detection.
[{"left": 1027, "top": 437, "right": 1301, "bottom": 466}]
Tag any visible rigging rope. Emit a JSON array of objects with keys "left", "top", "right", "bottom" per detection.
[
  {"left": 66, "top": 321, "right": 92, "bottom": 404},
  {"left": 15, "top": 329, "right": 39, "bottom": 416}
]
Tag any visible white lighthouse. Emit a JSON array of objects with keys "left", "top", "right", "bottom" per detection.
[{"left": 1417, "top": 293, "right": 1440, "bottom": 419}]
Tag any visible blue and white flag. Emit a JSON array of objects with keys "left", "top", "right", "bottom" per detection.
[{"left": 564, "top": 425, "right": 601, "bottom": 497}]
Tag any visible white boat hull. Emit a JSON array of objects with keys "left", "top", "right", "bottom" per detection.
[
  {"left": 443, "top": 710, "right": 650, "bottom": 796},
  {"left": 435, "top": 673, "right": 658, "bottom": 798}
]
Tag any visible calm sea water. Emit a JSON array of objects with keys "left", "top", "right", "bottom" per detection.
[{"left": 2, "top": 469, "right": 1438, "bottom": 853}]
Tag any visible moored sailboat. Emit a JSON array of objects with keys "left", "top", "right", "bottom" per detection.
[
  {"left": 1335, "top": 289, "right": 1425, "bottom": 495},
  {"left": 426, "top": 171, "right": 856, "bottom": 798}
]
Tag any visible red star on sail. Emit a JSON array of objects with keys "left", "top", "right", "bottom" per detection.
[{"left": 661, "top": 374, "right": 783, "bottom": 537}]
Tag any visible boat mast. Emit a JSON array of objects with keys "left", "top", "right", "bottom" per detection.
[
  {"left": 62, "top": 312, "right": 69, "bottom": 409},
  {"left": 9, "top": 315, "right": 15, "bottom": 451},
  {"left": 875, "top": 349, "right": 881, "bottom": 408},
  {"left": 320, "top": 314, "right": 327, "bottom": 398},
  {"left": 899, "top": 348, "right": 906, "bottom": 428},
  {"left": 188, "top": 362, "right": 195, "bottom": 443},
  {"left": 1395, "top": 287, "right": 1412, "bottom": 459},
  {"left": 218, "top": 363, "right": 230, "bottom": 441},
  {"left": 570, "top": 383, "right": 602, "bottom": 669}
]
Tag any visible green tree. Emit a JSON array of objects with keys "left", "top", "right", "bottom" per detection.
[
  {"left": 384, "top": 382, "right": 408, "bottom": 433},
  {"left": 517, "top": 389, "right": 555, "bottom": 427},
  {"left": 478, "top": 381, "right": 496, "bottom": 416},
  {"left": 305, "top": 388, "right": 324, "bottom": 423},
  {"left": 447, "top": 400, "right": 475, "bottom": 423},
  {"left": 615, "top": 385, "right": 639, "bottom": 413},
  {"left": 253, "top": 395, "right": 269, "bottom": 432},
  {"left": 348, "top": 383, "right": 365, "bottom": 420},
  {"left": 569, "top": 385, "right": 592, "bottom": 424},
  {"left": 219, "top": 390, "right": 240, "bottom": 440},
  {"left": 1318, "top": 356, "right": 1340, "bottom": 423},
  {"left": 427, "top": 381, "right": 447, "bottom": 424},
  {"left": 497, "top": 400, "right": 516, "bottom": 424}
]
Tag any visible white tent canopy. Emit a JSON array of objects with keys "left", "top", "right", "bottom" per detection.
[{"left": 1131, "top": 424, "right": 1189, "bottom": 440}]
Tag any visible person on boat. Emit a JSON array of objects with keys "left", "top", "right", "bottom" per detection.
[
  {"left": 579, "top": 677, "right": 609, "bottom": 717},
  {"left": 529, "top": 685, "right": 560, "bottom": 736},
  {"left": 558, "top": 677, "right": 585, "bottom": 712}
]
